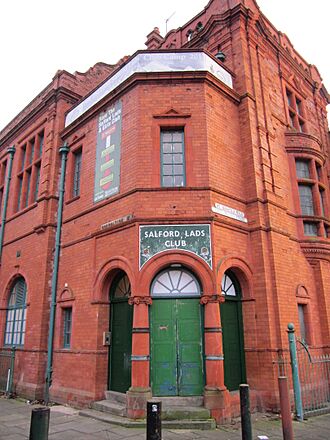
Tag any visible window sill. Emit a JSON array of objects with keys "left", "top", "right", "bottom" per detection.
[
  {"left": 10, "top": 203, "right": 38, "bottom": 220},
  {"left": 65, "top": 195, "right": 80, "bottom": 205}
]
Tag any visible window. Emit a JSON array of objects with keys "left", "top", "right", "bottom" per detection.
[
  {"left": 295, "top": 160, "right": 310, "bottom": 179},
  {"left": 72, "top": 149, "right": 82, "bottom": 197},
  {"left": 151, "top": 268, "right": 200, "bottom": 298},
  {"left": 38, "top": 131, "right": 44, "bottom": 157},
  {"left": 295, "top": 158, "right": 329, "bottom": 237},
  {"left": 286, "top": 88, "right": 306, "bottom": 132},
  {"left": 298, "top": 304, "right": 308, "bottom": 344},
  {"left": 28, "top": 138, "right": 35, "bottom": 164},
  {"left": 4, "top": 278, "right": 27, "bottom": 346},
  {"left": 34, "top": 165, "right": 41, "bottom": 202},
  {"left": 298, "top": 185, "right": 314, "bottom": 215},
  {"left": 187, "top": 30, "right": 194, "bottom": 42},
  {"left": 63, "top": 308, "right": 72, "bottom": 349},
  {"left": 24, "top": 171, "right": 31, "bottom": 208},
  {"left": 221, "top": 272, "right": 239, "bottom": 297},
  {"left": 21, "top": 146, "right": 26, "bottom": 171},
  {"left": 320, "top": 190, "right": 326, "bottom": 217},
  {"left": 161, "top": 129, "right": 185, "bottom": 187},
  {"left": 17, "top": 176, "right": 23, "bottom": 211},
  {"left": 16, "top": 130, "right": 43, "bottom": 212},
  {"left": 303, "top": 222, "right": 318, "bottom": 237}
]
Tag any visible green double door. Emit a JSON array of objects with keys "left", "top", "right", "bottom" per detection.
[{"left": 150, "top": 298, "right": 204, "bottom": 396}]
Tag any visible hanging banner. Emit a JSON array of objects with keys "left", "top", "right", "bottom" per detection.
[
  {"left": 139, "top": 224, "right": 212, "bottom": 269},
  {"left": 93, "top": 101, "right": 122, "bottom": 203},
  {"left": 65, "top": 52, "right": 233, "bottom": 126}
]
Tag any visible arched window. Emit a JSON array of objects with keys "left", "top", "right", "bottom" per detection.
[
  {"left": 151, "top": 267, "right": 201, "bottom": 298},
  {"left": 4, "top": 278, "right": 27, "bottom": 346},
  {"left": 111, "top": 272, "right": 131, "bottom": 300},
  {"left": 221, "top": 272, "right": 240, "bottom": 297}
]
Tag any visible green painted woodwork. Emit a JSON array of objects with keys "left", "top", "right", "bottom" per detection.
[
  {"left": 220, "top": 298, "right": 246, "bottom": 391},
  {"left": 151, "top": 299, "right": 177, "bottom": 395},
  {"left": 109, "top": 300, "right": 133, "bottom": 393},
  {"left": 150, "top": 298, "right": 204, "bottom": 396}
]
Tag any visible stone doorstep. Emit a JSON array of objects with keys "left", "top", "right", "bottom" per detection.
[
  {"left": 79, "top": 408, "right": 216, "bottom": 430},
  {"left": 104, "top": 392, "right": 204, "bottom": 408},
  {"left": 98, "top": 392, "right": 215, "bottom": 429},
  {"left": 162, "top": 406, "right": 211, "bottom": 421},
  {"left": 104, "top": 390, "right": 126, "bottom": 405},
  {"left": 154, "top": 396, "right": 204, "bottom": 408},
  {"left": 92, "top": 400, "right": 126, "bottom": 417}
]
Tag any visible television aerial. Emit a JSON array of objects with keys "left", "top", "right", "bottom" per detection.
[{"left": 165, "top": 11, "right": 176, "bottom": 34}]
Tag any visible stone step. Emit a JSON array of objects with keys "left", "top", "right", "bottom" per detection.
[
  {"left": 162, "top": 405, "right": 211, "bottom": 421},
  {"left": 91, "top": 400, "right": 126, "bottom": 417},
  {"left": 79, "top": 408, "right": 216, "bottom": 430},
  {"left": 156, "top": 396, "right": 204, "bottom": 408},
  {"left": 104, "top": 390, "right": 126, "bottom": 404}
]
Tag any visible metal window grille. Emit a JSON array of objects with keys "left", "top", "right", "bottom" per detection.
[
  {"left": 0, "top": 347, "right": 16, "bottom": 394},
  {"left": 161, "top": 130, "right": 185, "bottom": 187}
]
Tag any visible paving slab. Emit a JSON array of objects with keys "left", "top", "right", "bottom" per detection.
[{"left": 1, "top": 396, "right": 330, "bottom": 440}]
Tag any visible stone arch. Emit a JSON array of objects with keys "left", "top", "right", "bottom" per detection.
[
  {"left": 92, "top": 256, "right": 135, "bottom": 303},
  {"left": 137, "top": 250, "right": 216, "bottom": 295}
]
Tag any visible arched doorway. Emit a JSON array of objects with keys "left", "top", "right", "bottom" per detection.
[
  {"left": 150, "top": 267, "right": 204, "bottom": 396},
  {"left": 109, "top": 271, "right": 133, "bottom": 393},
  {"left": 220, "top": 271, "right": 246, "bottom": 391}
]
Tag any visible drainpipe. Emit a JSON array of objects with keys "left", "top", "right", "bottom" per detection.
[
  {"left": 0, "top": 146, "right": 16, "bottom": 263},
  {"left": 45, "top": 143, "right": 69, "bottom": 404}
]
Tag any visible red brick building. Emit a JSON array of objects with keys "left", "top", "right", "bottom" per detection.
[{"left": 0, "top": 0, "right": 329, "bottom": 424}]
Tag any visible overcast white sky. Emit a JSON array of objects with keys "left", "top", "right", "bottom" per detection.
[{"left": 0, "top": 0, "right": 329, "bottom": 131}]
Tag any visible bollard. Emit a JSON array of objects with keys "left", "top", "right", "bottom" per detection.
[
  {"left": 240, "top": 384, "right": 252, "bottom": 440},
  {"left": 278, "top": 376, "right": 294, "bottom": 440},
  {"left": 29, "top": 407, "right": 50, "bottom": 440},
  {"left": 146, "top": 400, "right": 161, "bottom": 440}
]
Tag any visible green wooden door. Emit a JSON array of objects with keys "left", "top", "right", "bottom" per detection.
[
  {"left": 177, "top": 299, "right": 204, "bottom": 395},
  {"left": 220, "top": 299, "right": 246, "bottom": 391},
  {"left": 110, "top": 301, "right": 133, "bottom": 392},
  {"left": 150, "top": 298, "right": 204, "bottom": 396}
]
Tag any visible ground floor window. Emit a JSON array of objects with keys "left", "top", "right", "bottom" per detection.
[{"left": 4, "top": 277, "right": 27, "bottom": 346}]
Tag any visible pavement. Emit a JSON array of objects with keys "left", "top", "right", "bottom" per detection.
[{"left": 0, "top": 396, "right": 330, "bottom": 440}]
